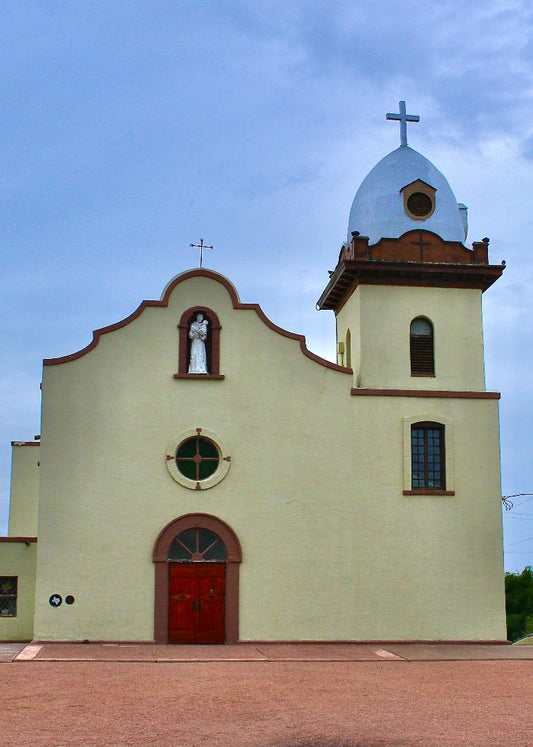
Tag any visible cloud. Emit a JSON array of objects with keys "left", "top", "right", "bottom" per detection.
[{"left": 1, "top": 0, "right": 532, "bottom": 565}]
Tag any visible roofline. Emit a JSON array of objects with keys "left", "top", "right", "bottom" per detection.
[
  {"left": 317, "top": 259, "right": 504, "bottom": 312},
  {"left": 44, "top": 268, "right": 352, "bottom": 375}
]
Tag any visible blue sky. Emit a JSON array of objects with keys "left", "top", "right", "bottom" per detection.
[{"left": 1, "top": 0, "right": 533, "bottom": 571}]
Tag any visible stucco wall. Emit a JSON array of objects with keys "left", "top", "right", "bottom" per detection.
[
  {"left": 9, "top": 443, "right": 40, "bottom": 536},
  {"left": 32, "top": 272, "right": 506, "bottom": 641},
  {"left": 337, "top": 285, "right": 486, "bottom": 391},
  {"left": 0, "top": 541, "right": 37, "bottom": 640}
]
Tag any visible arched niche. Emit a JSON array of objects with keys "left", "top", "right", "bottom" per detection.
[{"left": 174, "top": 306, "right": 224, "bottom": 379}]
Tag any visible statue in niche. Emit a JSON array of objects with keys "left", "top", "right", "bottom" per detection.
[{"left": 188, "top": 312, "right": 209, "bottom": 374}]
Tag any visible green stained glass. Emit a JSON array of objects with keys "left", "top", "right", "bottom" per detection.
[
  {"left": 198, "top": 459, "right": 218, "bottom": 480},
  {"left": 176, "top": 460, "right": 197, "bottom": 480},
  {"left": 199, "top": 439, "right": 218, "bottom": 460},
  {"left": 175, "top": 436, "right": 220, "bottom": 482},
  {"left": 176, "top": 439, "right": 197, "bottom": 459}
]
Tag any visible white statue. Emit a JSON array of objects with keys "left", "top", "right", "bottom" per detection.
[{"left": 188, "top": 313, "right": 209, "bottom": 374}]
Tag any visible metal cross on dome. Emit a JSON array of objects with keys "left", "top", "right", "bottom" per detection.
[
  {"left": 190, "top": 238, "right": 213, "bottom": 268},
  {"left": 386, "top": 101, "right": 420, "bottom": 146}
]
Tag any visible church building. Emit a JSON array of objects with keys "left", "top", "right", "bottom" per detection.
[{"left": 1, "top": 103, "right": 507, "bottom": 643}]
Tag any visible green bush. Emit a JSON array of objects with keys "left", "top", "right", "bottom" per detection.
[{"left": 505, "top": 566, "right": 533, "bottom": 641}]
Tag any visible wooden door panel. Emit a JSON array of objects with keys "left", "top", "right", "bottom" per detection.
[
  {"left": 197, "top": 564, "right": 225, "bottom": 644},
  {"left": 168, "top": 563, "right": 225, "bottom": 644},
  {"left": 168, "top": 564, "right": 197, "bottom": 644}
]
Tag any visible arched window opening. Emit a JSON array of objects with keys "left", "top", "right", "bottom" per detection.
[
  {"left": 410, "top": 317, "right": 434, "bottom": 376},
  {"left": 411, "top": 422, "right": 445, "bottom": 490},
  {"left": 169, "top": 528, "right": 227, "bottom": 562}
]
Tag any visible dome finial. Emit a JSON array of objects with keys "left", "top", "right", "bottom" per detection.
[{"left": 386, "top": 101, "right": 420, "bottom": 146}]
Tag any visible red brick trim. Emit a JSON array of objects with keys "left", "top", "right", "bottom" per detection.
[
  {"left": 318, "top": 244, "right": 505, "bottom": 312},
  {"left": 173, "top": 374, "right": 225, "bottom": 380},
  {"left": 152, "top": 513, "right": 242, "bottom": 644},
  {"left": 351, "top": 388, "right": 500, "bottom": 399},
  {"left": 0, "top": 537, "right": 37, "bottom": 543},
  {"left": 403, "top": 490, "right": 455, "bottom": 496},
  {"left": 44, "top": 269, "right": 352, "bottom": 374}
]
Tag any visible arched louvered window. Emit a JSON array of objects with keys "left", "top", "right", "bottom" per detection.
[{"left": 410, "top": 317, "right": 434, "bottom": 376}]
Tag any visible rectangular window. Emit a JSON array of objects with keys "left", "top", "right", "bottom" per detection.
[
  {"left": 0, "top": 577, "right": 17, "bottom": 617},
  {"left": 411, "top": 424, "right": 445, "bottom": 490}
]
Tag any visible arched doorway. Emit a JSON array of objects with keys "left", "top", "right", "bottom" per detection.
[{"left": 152, "top": 513, "right": 242, "bottom": 644}]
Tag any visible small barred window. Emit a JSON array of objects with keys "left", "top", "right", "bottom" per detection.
[{"left": 0, "top": 577, "right": 17, "bottom": 617}]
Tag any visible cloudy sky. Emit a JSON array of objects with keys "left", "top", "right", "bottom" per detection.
[{"left": 1, "top": 0, "right": 532, "bottom": 571}]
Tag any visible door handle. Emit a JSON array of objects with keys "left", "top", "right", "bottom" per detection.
[{"left": 198, "top": 599, "right": 202, "bottom": 614}]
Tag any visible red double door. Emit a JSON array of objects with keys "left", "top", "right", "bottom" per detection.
[{"left": 168, "top": 563, "right": 225, "bottom": 644}]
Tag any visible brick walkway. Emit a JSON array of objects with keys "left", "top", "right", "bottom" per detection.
[
  {"left": 1, "top": 643, "right": 532, "bottom": 746},
  {"left": 6, "top": 641, "right": 533, "bottom": 662}
]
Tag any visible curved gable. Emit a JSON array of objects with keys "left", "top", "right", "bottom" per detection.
[{"left": 44, "top": 269, "right": 351, "bottom": 374}]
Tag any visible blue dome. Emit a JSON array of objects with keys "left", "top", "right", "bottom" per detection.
[{"left": 347, "top": 146, "right": 466, "bottom": 245}]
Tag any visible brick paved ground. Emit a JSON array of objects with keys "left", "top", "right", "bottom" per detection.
[{"left": 1, "top": 647, "right": 532, "bottom": 746}]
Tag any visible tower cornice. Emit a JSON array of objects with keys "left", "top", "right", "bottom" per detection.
[{"left": 317, "top": 231, "right": 504, "bottom": 313}]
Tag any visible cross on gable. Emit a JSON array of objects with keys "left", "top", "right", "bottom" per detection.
[
  {"left": 190, "top": 238, "right": 213, "bottom": 268},
  {"left": 386, "top": 101, "right": 420, "bottom": 146}
]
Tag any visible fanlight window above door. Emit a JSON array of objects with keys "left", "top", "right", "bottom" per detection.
[{"left": 168, "top": 528, "right": 227, "bottom": 562}]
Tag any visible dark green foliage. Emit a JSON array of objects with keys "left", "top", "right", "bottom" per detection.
[{"left": 505, "top": 566, "right": 533, "bottom": 641}]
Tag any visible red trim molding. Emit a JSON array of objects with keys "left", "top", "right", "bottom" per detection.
[
  {"left": 44, "top": 269, "right": 352, "bottom": 375},
  {"left": 0, "top": 537, "right": 37, "bottom": 543},
  {"left": 173, "top": 374, "right": 225, "bottom": 380},
  {"left": 351, "top": 388, "right": 500, "bottom": 399},
  {"left": 317, "top": 232, "right": 505, "bottom": 313},
  {"left": 403, "top": 490, "right": 455, "bottom": 496},
  {"left": 152, "top": 513, "right": 242, "bottom": 644},
  {"left": 10, "top": 441, "right": 40, "bottom": 447}
]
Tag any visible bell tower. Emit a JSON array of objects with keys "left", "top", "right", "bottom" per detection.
[{"left": 317, "top": 102, "right": 504, "bottom": 392}]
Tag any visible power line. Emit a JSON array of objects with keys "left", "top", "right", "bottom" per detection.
[{"left": 505, "top": 535, "right": 533, "bottom": 548}]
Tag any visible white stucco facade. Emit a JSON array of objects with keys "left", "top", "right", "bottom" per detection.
[{"left": 1, "top": 132, "right": 507, "bottom": 643}]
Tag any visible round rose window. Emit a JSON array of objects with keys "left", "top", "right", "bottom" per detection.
[
  {"left": 166, "top": 428, "right": 231, "bottom": 490},
  {"left": 175, "top": 436, "right": 219, "bottom": 481}
]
